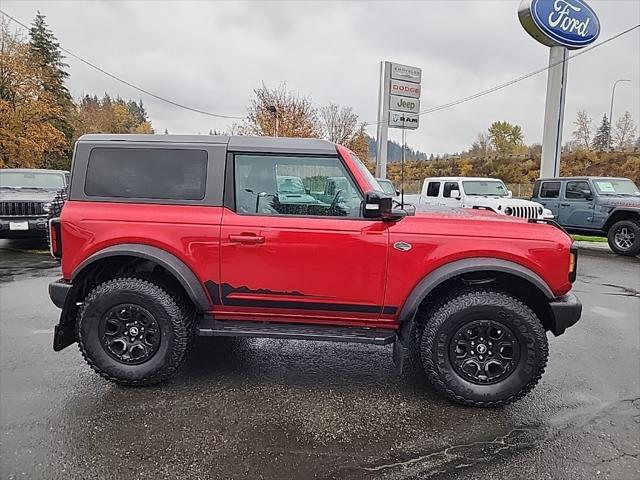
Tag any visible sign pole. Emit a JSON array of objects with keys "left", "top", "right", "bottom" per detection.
[
  {"left": 375, "top": 61, "right": 390, "bottom": 179},
  {"left": 540, "top": 46, "right": 568, "bottom": 178}
]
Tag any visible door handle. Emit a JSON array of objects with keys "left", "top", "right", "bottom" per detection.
[
  {"left": 560, "top": 203, "right": 570, "bottom": 207},
  {"left": 229, "top": 234, "right": 265, "bottom": 244}
]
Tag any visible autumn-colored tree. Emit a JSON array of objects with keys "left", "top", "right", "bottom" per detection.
[
  {"left": 488, "top": 121, "right": 524, "bottom": 156},
  {"left": 319, "top": 103, "right": 370, "bottom": 161},
  {"left": 244, "top": 84, "right": 321, "bottom": 138},
  {"left": 73, "top": 94, "right": 153, "bottom": 139},
  {"left": 469, "top": 132, "right": 491, "bottom": 157},
  {"left": 571, "top": 110, "right": 592, "bottom": 151},
  {"left": 613, "top": 111, "right": 637, "bottom": 151},
  {"left": 0, "top": 22, "right": 67, "bottom": 168}
]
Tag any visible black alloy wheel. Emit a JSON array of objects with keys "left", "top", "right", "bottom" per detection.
[
  {"left": 98, "top": 304, "right": 161, "bottom": 365},
  {"left": 449, "top": 320, "right": 520, "bottom": 385}
]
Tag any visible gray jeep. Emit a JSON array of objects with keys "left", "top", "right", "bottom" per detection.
[
  {"left": 0, "top": 169, "right": 69, "bottom": 239},
  {"left": 532, "top": 177, "right": 640, "bottom": 256}
]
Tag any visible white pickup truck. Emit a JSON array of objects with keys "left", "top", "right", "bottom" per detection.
[{"left": 418, "top": 177, "right": 551, "bottom": 220}]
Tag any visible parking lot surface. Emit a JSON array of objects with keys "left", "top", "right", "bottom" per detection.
[{"left": 1, "top": 241, "right": 638, "bottom": 479}]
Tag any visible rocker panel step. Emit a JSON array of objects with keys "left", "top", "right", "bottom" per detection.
[{"left": 196, "top": 319, "right": 396, "bottom": 345}]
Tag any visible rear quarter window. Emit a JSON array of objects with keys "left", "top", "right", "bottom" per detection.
[{"left": 85, "top": 148, "right": 207, "bottom": 200}]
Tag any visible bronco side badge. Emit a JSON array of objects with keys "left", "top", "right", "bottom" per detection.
[{"left": 394, "top": 241, "right": 412, "bottom": 252}]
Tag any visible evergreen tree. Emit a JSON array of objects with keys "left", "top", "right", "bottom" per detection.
[
  {"left": 28, "top": 12, "right": 73, "bottom": 167},
  {"left": 29, "top": 12, "right": 70, "bottom": 101},
  {"left": 591, "top": 114, "right": 611, "bottom": 151}
]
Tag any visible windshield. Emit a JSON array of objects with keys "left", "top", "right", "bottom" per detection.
[
  {"left": 0, "top": 171, "right": 65, "bottom": 189},
  {"left": 277, "top": 176, "right": 306, "bottom": 194},
  {"left": 462, "top": 180, "right": 508, "bottom": 197},
  {"left": 378, "top": 179, "right": 396, "bottom": 196},
  {"left": 592, "top": 179, "right": 640, "bottom": 196},
  {"left": 348, "top": 151, "right": 384, "bottom": 193}
]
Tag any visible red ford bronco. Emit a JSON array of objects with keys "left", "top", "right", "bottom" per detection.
[{"left": 48, "top": 134, "right": 581, "bottom": 407}]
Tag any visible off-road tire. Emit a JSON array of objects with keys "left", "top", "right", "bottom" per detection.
[
  {"left": 76, "top": 277, "right": 193, "bottom": 386},
  {"left": 46, "top": 187, "right": 67, "bottom": 252},
  {"left": 607, "top": 219, "right": 640, "bottom": 256},
  {"left": 418, "top": 288, "right": 548, "bottom": 407}
]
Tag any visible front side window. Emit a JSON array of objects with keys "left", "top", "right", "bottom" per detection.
[
  {"left": 540, "top": 181, "right": 561, "bottom": 198},
  {"left": 426, "top": 181, "right": 440, "bottom": 197},
  {"left": 234, "top": 155, "right": 363, "bottom": 217},
  {"left": 85, "top": 148, "right": 207, "bottom": 200},
  {"left": 443, "top": 182, "right": 460, "bottom": 198},
  {"left": 565, "top": 181, "right": 592, "bottom": 200}
]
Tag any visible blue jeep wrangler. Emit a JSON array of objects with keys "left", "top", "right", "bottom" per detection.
[{"left": 532, "top": 177, "right": 640, "bottom": 256}]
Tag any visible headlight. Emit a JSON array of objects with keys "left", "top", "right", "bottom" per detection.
[
  {"left": 538, "top": 207, "right": 543, "bottom": 215},
  {"left": 42, "top": 202, "right": 51, "bottom": 213},
  {"left": 504, "top": 207, "right": 513, "bottom": 215}
]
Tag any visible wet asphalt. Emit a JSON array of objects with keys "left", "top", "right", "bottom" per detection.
[{"left": 0, "top": 240, "right": 638, "bottom": 480}]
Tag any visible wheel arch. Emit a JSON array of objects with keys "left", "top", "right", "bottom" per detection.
[
  {"left": 398, "top": 258, "right": 555, "bottom": 328},
  {"left": 71, "top": 244, "right": 210, "bottom": 311},
  {"left": 603, "top": 208, "right": 640, "bottom": 231}
]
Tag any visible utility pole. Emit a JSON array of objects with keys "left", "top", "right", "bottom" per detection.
[{"left": 608, "top": 79, "right": 631, "bottom": 151}]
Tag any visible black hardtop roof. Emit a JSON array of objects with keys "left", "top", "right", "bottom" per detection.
[
  {"left": 536, "top": 176, "right": 632, "bottom": 182},
  {"left": 77, "top": 134, "right": 338, "bottom": 155}
]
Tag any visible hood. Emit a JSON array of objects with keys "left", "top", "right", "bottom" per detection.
[
  {"left": 414, "top": 205, "right": 525, "bottom": 223},
  {"left": 401, "top": 206, "right": 570, "bottom": 246},
  {"left": 0, "top": 188, "right": 58, "bottom": 202},
  {"left": 598, "top": 196, "right": 640, "bottom": 209},
  {"left": 463, "top": 196, "right": 541, "bottom": 207}
]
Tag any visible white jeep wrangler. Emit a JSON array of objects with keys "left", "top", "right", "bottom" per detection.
[{"left": 418, "top": 177, "right": 551, "bottom": 220}]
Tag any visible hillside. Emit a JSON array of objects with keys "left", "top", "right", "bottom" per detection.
[{"left": 383, "top": 150, "right": 640, "bottom": 194}]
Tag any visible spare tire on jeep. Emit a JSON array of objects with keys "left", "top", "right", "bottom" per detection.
[{"left": 46, "top": 187, "right": 67, "bottom": 251}]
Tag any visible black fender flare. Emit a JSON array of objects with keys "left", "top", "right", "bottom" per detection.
[
  {"left": 603, "top": 207, "right": 640, "bottom": 231},
  {"left": 397, "top": 257, "right": 554, "bottom": 325},
  {"left": 71, "top": 244, "right": 210, "bottom": 310}
]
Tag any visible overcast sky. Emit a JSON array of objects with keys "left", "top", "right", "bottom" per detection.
[{"left": 3, "top": 0, "right": 640, "bottom": 154}]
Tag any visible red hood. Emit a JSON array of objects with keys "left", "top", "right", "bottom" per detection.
[{"left": 413, "top": 207, "right": 527, "bottom": 223}]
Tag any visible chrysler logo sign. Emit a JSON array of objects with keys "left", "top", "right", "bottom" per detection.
[
  {"left": 391, "top": 63, "right": 422, "bottom": 83},
  {"left": 519, "top": 0, "right": 600, "bottom": 49}
]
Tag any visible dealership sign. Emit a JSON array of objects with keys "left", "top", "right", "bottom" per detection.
[
  {"left": 389, "top": 112, "right": 419, "bottom": 129},
  {"left": 389, "top": 94, "right": 420, "bottom": 113},
  {"left": 518, "top": 0, "right": 600, "bottom": 179},
  {"left": 519, "top": 0, "right": 600, "bottom": 49},
  {"left": 375, "top": 61, "right": 422, "bottom": 176}
]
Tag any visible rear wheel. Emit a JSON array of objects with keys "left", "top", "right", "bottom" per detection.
[
  {"left": 77, "top": 277, "right": 193, "bottom": 386},
  {"left": 607, "top": 219, "right": 640, "bottom": 256},
  {"left": 418, "top": 288, "right": 548, "bottom": 407}
]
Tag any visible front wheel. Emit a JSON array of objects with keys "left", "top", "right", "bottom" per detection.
[
  {"left": 607, "top": 220, "right": 640, "bottom": 256},
  {"left": 418, "top": 288, "right": 548, "bottom": 407},
  {"left": 77, "top": 278, "right": 193, "bottom": 386}
]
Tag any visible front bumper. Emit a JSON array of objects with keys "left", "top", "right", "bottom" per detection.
[
  {"left": 0, "top": 217, "right": 48, "bottom": 238},
  {"left": 549, "top": 293, "right": 582, "bottom": 336}
]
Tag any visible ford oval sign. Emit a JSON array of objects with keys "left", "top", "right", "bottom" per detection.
[{"left": 519, "top": 0, "right": 600, "bottom": 49}]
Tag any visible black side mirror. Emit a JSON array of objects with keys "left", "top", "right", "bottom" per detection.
[
  {"left": 581, "top": 189, "right": 593, "bottom": 200},
  {"left": 363, "top": 191, "right": 405, "bottom": 221}
]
